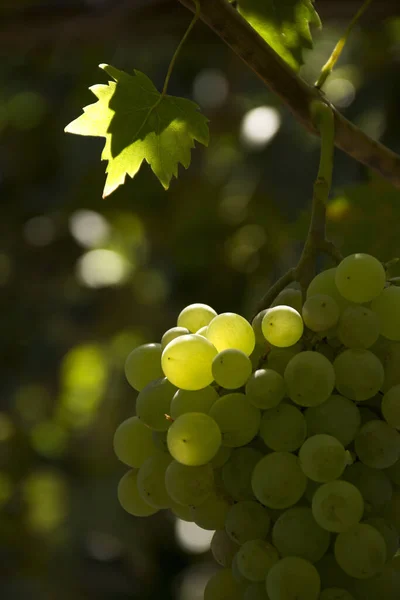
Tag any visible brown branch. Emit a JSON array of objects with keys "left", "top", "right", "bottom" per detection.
[{"left": 178, "top": 0, "right": 400, "bottom": 190}]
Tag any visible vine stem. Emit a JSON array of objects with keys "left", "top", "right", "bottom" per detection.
[
  {"left": 315, "top": 0, "right": 374, "bottom": 89},
  {"left": 162, "top": 0, "right": 200, "bottom": 95},
  {"left": 252, "top": 101, "right": 342, "bottom": 318}
]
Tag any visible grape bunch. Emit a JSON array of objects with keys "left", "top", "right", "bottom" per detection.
[{"left": 114, "top": 252, "right": 400, "bottom": 600}]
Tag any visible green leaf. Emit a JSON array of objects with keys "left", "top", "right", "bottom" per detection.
[
  {"left": 65, "top": 64, "right": 209, "bottom": 196},
  {"left": 237, "top": 0, "right": 321, "bottom": 71}
]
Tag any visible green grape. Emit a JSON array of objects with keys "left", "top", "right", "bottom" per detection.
[
  {"left": 196, "top": 325, "right": 209, "bottom": 337},
  {"left": 225, "top": 500, "right": 271, "bottom": 545},
  {"left": 266, "top": 344, "right": 302, "bottom": 376},
  {"left": 314, "top": 553, "right": 357, "bottom": 591},
  {"left": 236, "top": 539, "right": 279, "bottom": 582},
  {"left": 209, "top": 393, "right": 261, "bottom": 447},
  {"left": 167, "top": 412, "right": 221, "bottom": 466},
  {"left": 161, "top": 326, "right": 190, "bottom": 349},
  {"left": 335, "top": 253, "right": 385, "bottom": 303},
  {"left": 161, "top": 334, "right": 217, "bottom": 390},
  {"left": 352, "top": 563, "right": 400, "bottom": 600},
  {"left": 137, "top": 453, "right": 172, "bottom": 509},
  {"left": 245, "top": 369, "right": 285, "bottom": 409},
  {"left": 384, "top": 490, "right": 400, "bottom": 533},
  {"left": 204, "top": 568, "right": 247, "bottom": 600},
  {"left": 305, "top": 394, "right": 361, "bottom": 447},
  {"left": 266, "top": 557, "right": 321, "bottom": 600},
  {"left": 117, "top": 470, "right": 159, "bottom": 517},
  {"left": 302, "top": 294, "right": 340, "bottom": 332},
  {"left": 113, "top": 416, "right": 157, "bottom": 468},
  {"left": 333, "top": 349, "right": 384, "bottom": 401},
  {"left": 312, "top": 480, "right": 364, "bottom": 532},
  {"left": 170, "top": 386, "right": 218, "bottom": 419},
  {"left": 222, "top": 447, "right": 263, "bottom": 501},
  {"left": 354, "top": 419, "right": 400, "bottom": 469},
  {"left": 164, "top": 460, "right": 214, "bottom": 506},
  {"left": 259, "top": 404, "right": 306, "bottom": 452},
  {"left": 252, "top": 309, "right": 269, "bottom": 345},
  {"left": 271, "top": 287, "right": 303, "bottom": 313},
  {"left": 243, "top": 582, "right": 270, "bottom": 600},
  {"left": 342, "top": 462, "right": 393, "bottom": 514},
  {"left": 261, "top": 306, "right": 304, "bottom": 348},
  {"left": 382, "top": 385, "right": 400, "bottom": 429},
  {"left": 272, "top": 506, "right": 330, "bottom": 563},
  {"left": 364, "top": 517, "right": 399, "bottom": 560},
  {"left": 384, "top": 457, "right": 400, "bottom": 486},
  {"left": 136, "top": 377, "right": 176, "bottom": 431},
  {"left": 190, "top": 487, "right": 234, "bottom": 530},
  {"left": 251, "top": 452, "right": 307, "bottom": 509},
  {"left": 125, "top": 343, "right": 163, "bottom": 391},
  {"left": 169, "top": 499, "right": 194, "bottom": 521},
  {"left": 177, "top": 303, "right": 217, "bottom": 333},
  {"left": 284, "top": 351, "right": 335, "bottom": 407},
  {"left": 307, "top": 268, "right": 350, "bottom": 312},
  {"left": 206, "top": 312, "right": 255, "bottom": 356},
  {"left": 334, "top": 523, "right": 386, "bottom": 578},
  {"left": 212, "top": 349, "right": 252, "bottom": 389},
  {"left": 337, "top": 305, "right": 380, "bottom": 349},
  {"left": 299, "top": 434, "right": 346, "bottom": 483},
  {"left": 319, "top": 589, "right": 355, "bottom": 600},
  {"left": 211, "top": 445, "right": 232, "bottom": 468},
  {"left": 372, "top": 286, "right": 400, "bottom": 341},
  {"left": 211, "top": 529, "right": 239, "bottom": 568}
]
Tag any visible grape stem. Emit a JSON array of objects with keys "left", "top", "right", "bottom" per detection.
[{"left": 252, "top": 101, "right": 342, "bottom": 318}]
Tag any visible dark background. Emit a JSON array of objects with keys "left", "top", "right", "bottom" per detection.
[{"left": 0, "top": 1, "right": 400, "bottom": 598}]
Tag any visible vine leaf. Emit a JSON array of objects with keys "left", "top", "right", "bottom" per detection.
[
  {"left": 65, "top": 64, "right": 209, "bottom": 197},
  {"left": 237, "top": 0, "right": 321, "bottom": 71}
]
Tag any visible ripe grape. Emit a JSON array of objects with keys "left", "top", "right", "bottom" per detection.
[
  {"left": 212, "top": 349, "right": 252, "bottom": 389},
  {"left": 333, "top": 349, "right": 384, "bottom": 401},
  {"left": 334, "top": 523, "right": 386, "bottom": 578},
  {"left": 259, "top": 403, "right": 306, "bottom": 452},
  {"left": 136, "top": 377, "right": 176, "bottom": 431},
  {"left": 113, "top": 416, "right": 157, "bottom": 468},
  {"left": 266, "top": 556, "right": 321, "bottom": 600},
  {"left": 371, "top": 285, "right": 400, "bottom": 341},
  {"left": 167, "top": 412, "right": 221, "bottom": 466},
  {"left": 251, "top": 452, "right": 307, "bottom": 509},
  {"left": 354, "top": 419, "right": 400, "bottom": 469},
  {"left": 382, "top": 384, "right": 400, "bottom": 429},
  {"left": 304, "top": 394, "right": 361, "bottom": 447},
  {"left": 236, "top": 539, "right": 279, "bottom": 582},
  {"left": 284, "top": 351, "right": 335, "bottom": 407},
  {"left": 125, "top": 343, "right": 163, "bottom": 391},
  {"left": 337, "top": 305, "right": 379, "bottom": 349},
  {"left": 302, "top": 294, "right": 339, "bottom": 332},
  {"left": 364, "top": 517, "right": 399, "bottom": 560},
  {"left": 170, "top": 386, "right": 218, "bottom": 419},
  {"left": 190, "top": 487, "right": 234, "bottom": 530},
  {"left": 177, "top": 303, "right": 217, "bottom": 333},
  {"left": 117, "top": 470, "right": 159, "bottom": 517},
  {"left": 312, "top": 480, "right": 364, "bottom": 532},
  {"left": 206, "top": 312, "right": 255, "bottom": 356},
  {"left": 245, "top": 368, "right": 285, "bottom": 409},
  {"left": 161, "top": 326, "right": 190, "bottom": 349},
  {"left": 209, "top": 393, "right": 261, "bottom": 447},
  {"left": 307, "top": 267, "right": 349, "bottom": 311},
  {"left": 225, "top": 500, "right": 271, "bottom": 545},
  {"left": 262, "top": 306, "right": 304, "bottom": 348},
  {"left": 272, "top": 506, "right": 330, "bottom": 562},
  {"left": 162, "top": 334, "right": 217, "bottom": 390},
  {"left": 164, "top": 460, "right": 214, "bottom": 506},
  {"left": 335, "top": 253, "right": 385, "bottom": 303},
  {"left": 299, "top": 434, "right": 347, "bottom": 482}
]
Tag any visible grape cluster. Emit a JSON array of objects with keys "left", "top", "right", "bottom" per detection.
[{"left": 114, "top": 252, "right": 400, "bottom": 600}]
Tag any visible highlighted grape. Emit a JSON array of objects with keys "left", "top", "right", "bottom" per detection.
[
  {"left": 262, "top": 305, "right": 304, "bottom": 348},
  {"left": 206, "top": 312, "right": 255, "bottom": 356},
  {"left": 177, "top": 303, "right": 217, "bottom": 332},
  {"left": 167, "top": 412, "right": 221, "bottom": 466},
  {"left": 162, "top": 334, "right": 217, "bottom": 390},
  {"left": 212, "top": 349, "right": 252, "bottom": 389}
]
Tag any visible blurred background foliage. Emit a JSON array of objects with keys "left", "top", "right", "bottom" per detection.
[{"left": 0, "top": 0, "right": 400, "bottom": 598}]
